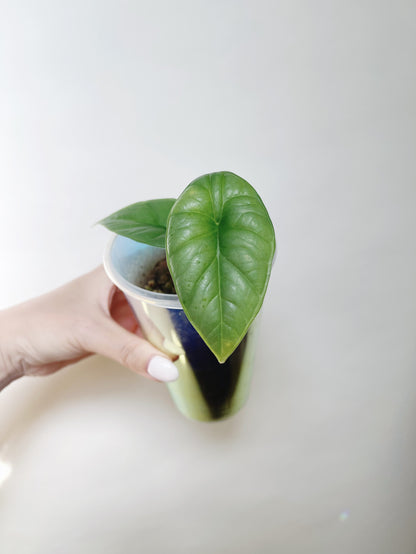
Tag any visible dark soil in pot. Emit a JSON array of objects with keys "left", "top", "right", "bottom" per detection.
[{"left": 142, "top": 257, "right": 176, "bottom": 294}]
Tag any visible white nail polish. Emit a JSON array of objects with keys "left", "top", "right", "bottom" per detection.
[{"left": 147, "top": 356, "right": 179, "bottom": 382}]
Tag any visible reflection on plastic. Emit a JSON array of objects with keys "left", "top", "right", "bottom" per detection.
[{"left": 104, "top": 236, "right": 258, "bottom": 422}]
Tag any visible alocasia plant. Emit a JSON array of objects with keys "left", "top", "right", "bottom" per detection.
[{"left": 99, "top": 171, "right": 275, "bottom": 363}]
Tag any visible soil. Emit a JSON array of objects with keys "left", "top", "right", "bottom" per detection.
[{"left": 143, "top": 257, "right": 176, "bottom": 294}]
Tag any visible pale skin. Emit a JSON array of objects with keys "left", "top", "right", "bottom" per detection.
[{"left": 0, "top": 266, "right": 178, "bottom": 391}]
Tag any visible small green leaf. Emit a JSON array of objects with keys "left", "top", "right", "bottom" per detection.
[
  {"left": 98, "top": 198, "right": 176, "bottom": 248},
  {"left": 166, "top": 171, "right": 276, "bottom": 363}
]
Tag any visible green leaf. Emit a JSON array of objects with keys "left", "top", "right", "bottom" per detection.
[
  {"left": 166, "top": 171, "right": 276, "bottom": 363},
  {"left": 98, "top": 198, "right": 176, "bottom": 248}
]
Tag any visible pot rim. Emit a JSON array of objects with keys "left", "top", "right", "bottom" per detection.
[{"left": 103, "top": 235, "right": 182, "bottom": 309}]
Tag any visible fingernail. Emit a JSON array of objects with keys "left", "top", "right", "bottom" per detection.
[{"left": 147, "top": 356, "right": 179, "bottom": 382}]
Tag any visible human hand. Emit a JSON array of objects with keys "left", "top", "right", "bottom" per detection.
[{"left": 0, "top": 266, "right": 179, "bottom": 391}]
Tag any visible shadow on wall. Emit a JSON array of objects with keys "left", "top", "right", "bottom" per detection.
[
  {"left": 0, "top": 356, "right": 167, "bottom": 449},
  {"left": 0, "top": 353, "right": 251, "bottom": 455}
]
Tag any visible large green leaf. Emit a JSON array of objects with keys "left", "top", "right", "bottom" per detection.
[
  {"left": 98, "top": 198, "right": 176, "bottom": 248},
  {"left": 166, "top": 171, "right": 276, "bottom": 363}
]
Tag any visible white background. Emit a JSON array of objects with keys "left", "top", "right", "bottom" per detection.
[{"left": 1, "top": 1, "right": 415, "bottom": 553}]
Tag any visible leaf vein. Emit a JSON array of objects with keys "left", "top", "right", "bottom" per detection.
[
  {"left": 220, "top": 254, "right": 259, "bottom": 295},
  {"left": 188, "top": 255, "right": 217, "bottom": 299}
]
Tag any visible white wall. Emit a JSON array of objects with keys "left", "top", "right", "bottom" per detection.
[{"left": 0, "top": 1, "right": 415, "bottom": 553}]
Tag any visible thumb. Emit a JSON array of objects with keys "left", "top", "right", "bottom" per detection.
[{"left": 84, "top": 317, "right": 179, "bottom": 383}]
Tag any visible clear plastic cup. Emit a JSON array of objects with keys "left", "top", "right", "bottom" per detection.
[{"left": 103, "top": 235, "right": 257, "bottom": 421}]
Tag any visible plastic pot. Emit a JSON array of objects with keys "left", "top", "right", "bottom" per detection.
[{"left": 103, "top": 235, "right": 257, "bottom": 422}]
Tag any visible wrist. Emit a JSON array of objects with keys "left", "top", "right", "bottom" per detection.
[
  {"left": 0, "top": 366, "right": 22, "bottom": 391},
  {"left": 0, "top": 355, "right": 23, "bottom": 391},
  {"left": 0, "top": 309, "right": 24, "bottom": 391}
]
